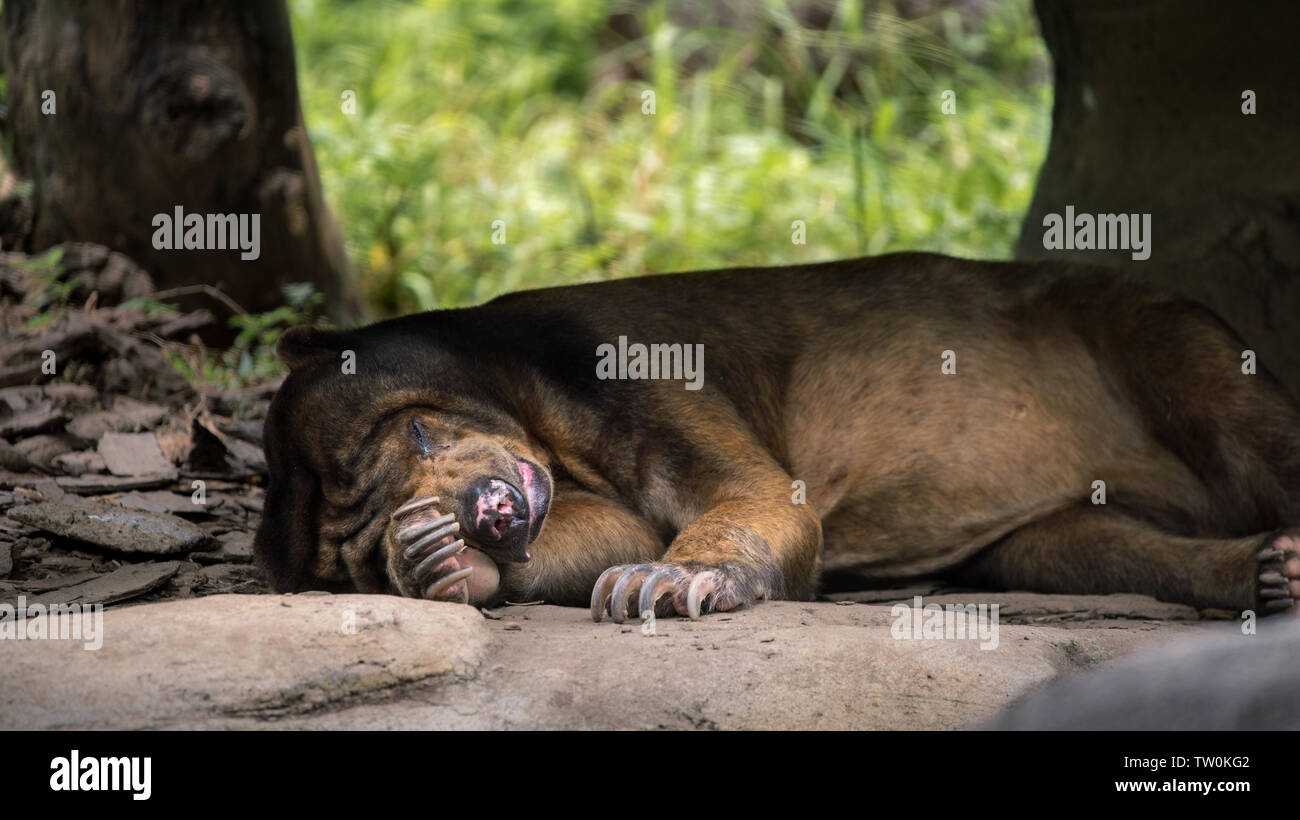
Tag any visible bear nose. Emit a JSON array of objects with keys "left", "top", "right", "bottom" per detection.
[{"left": 463, "top": 478, "right": 530, "bottom": 562}]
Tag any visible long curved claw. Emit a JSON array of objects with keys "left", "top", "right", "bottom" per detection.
[
  {"left": 686, "top": 571, "right": 720, "bottom": 620},
  {"left": 403, "top": 519, "right": 460, "bottom": 560},
  {"left": 1255, "top": 530, "right": 1300, "bottom": 615},
  {"left": 591, "top": 562, "right": 762, "bottom": 624},
  {"left": 590, "top": 566, "right": 624, "bottom": 622},
  {"left": 392, "top": 495, "right": 443, "bottom": 520},
  {"left": 609, "top": 565, "right": 655, "bottom": 624},
  {"left": 425, "top": 567, "right": 474, "bottom": 599},
  {"left": 398, "top": 511, "right": 456, "bottom": 542},
  {"left": 638, "top": 567, "right": 683, "bottom": 620},
  {"left": 414, "top": 539, "right": 467, "bottom": 581}
]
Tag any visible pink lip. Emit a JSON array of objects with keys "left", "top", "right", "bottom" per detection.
[{"left": 517, "top": 460, "right": 537, "bottom": 525}]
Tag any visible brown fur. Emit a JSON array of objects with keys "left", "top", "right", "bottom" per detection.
[{"left": 255, "top": 253, "right": 1300, "bottom": 615}]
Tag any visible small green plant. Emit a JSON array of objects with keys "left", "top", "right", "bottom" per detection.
[
  {"left": 20, "top": 247, "right": 71, "bottom": 327},
  {"left": 167, "top": 283, "right": 330, "bottom": 388},
  {"left": 118, "top": 296, "right": 181, "bottom": 316}
]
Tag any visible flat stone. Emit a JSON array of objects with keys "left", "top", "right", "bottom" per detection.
[
  {"left": 0, "top": 386, "right": 42, "bottom": 412},
  {"left": 190, "top": 530, "right": 252, "bottom": 564},
  {"left": 0, "top": 542, "right": 10, "bottom": 578},
  {"left": 65, "top": 397, "right": 170, "bottom": 440},
  {"left": 30, "top": 478, "right": 66, "bottom": 502},
  {"left": 97, "top": 432, "right": 174, "bottom": 476},
  {"left": 110, "top": 396, "right": 170, "bottom": 425},
  {"left": 68, "top": 413, "right": 135, "bottom": 441},
  {"left": 0, "top": 400, "right": 66, "bottom": 437},
  {"left": 7, "top": 497, "right": 218, "bottom": 555},
  {"left": 197, "top": 562, "right": 262, "bottom": 591},
  {"left": 0, "top": 594, "right": 490, "bottom": 729},
  {"left": 50, "top": 450, "right": 106, "bottom": 476},
  {"left": 15, "top": 570, "right": 104, "bottom": 593},
  {"left": 55, "top": 472, "right": 177, "bottom": 494},
  {"left": 0, "top": 476, "right": 65, "bottom": 501},
  {"left": 13, "top": 434, "right": 83, "bottom": 470},
  {"left": 31, "top": 551, "right": 99, "bottom": 573},
  {"left": 112, "top": 490, "right": 216, "bottom": 517},
  {"left": 3, "top": 561, "right": 179, "bottom": 612},
  {"left": 362, "top": 602, "right": 1198, "bottom": 730},
  {"left": 41, "top": 384, "right": 99, "bottom": 404},
  {"left": 0, "top": 590, "right": 1216, "bottom": 731},
  {"left": 170, "top": 601, "right": 1211, "bottom": 730},
  {"left": 0, "top": 439, "right": 44, "bottom": 473}
]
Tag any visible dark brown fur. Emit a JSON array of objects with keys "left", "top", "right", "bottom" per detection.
[{"left": 254, "top": 253, "right": 1300, "bottom": 618}]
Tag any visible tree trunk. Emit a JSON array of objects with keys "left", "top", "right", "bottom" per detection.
[
  {"left": 0, "top": 0, "right": 360, "bottom": 325},
  {"left": 1017, "top": 0, "right": 1300, "bottom": 399}
]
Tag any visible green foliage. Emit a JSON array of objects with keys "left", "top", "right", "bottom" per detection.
[
  {"left": 167, "top": 284, "right": 329, "bottom": 388},
  {"left": 117, "top": 297, "right": 181, "bottom": 316},
  {"left": 21, "top": 247, "right": 70, "bottom": 327},
  {"left": 290, "top": 0, "right": 1051, "bottom": 315}
]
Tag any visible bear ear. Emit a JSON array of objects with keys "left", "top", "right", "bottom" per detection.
[{"left": 277, "top": 326, "right": 344, "bottom": 371}]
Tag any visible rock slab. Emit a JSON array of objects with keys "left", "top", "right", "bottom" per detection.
[
  {"left": 0, "top": 595, "right": 1207, "bottom": 730},
  {"left": 8, "top": 496, "right": 216, "bottom": 554},
  {"left": 0, "top": 594, "right": 490, "bottom": 729}
]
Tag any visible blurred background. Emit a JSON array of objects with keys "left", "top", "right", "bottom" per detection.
[
  {"left": 289, "top": 0, "right": 1050, "bottom": 315},
  {"left": 3, "top": 0, "right": 1297, "bottom": 395}
]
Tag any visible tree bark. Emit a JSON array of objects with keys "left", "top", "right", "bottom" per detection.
[
  {"left": 1, "top": 0, "right": 360, "bottom": 325},
  {"left": 1018, "top": 0, "right": 1300, "bottom": 399}
]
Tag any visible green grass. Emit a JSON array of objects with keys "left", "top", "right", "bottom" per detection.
[{"left": 290, "top": 0, "right": 1051, "bottom": 316}]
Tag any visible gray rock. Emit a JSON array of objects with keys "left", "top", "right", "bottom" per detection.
[
  {"left": 0, "top": 386, "right": 43, "bottom": 412},
  {"left": 4, "top": 562, "right": 179, "bottom": 612},
  {"left": 97, "top": 432, "right": 174, "bottom": 476},
  {"left": 112, "top": 490, "right": 216, "bottom": 517},
  {"left": 13, "top": 434, "right": 83, "bottom": 470},
  {"left": 0, "top": 594, "right": 489, "bottom": 729},
  {"left": 0, "top": 592, "right": 1217, "bottom": 731},
  {"left": 7, "top": 497, "right": 218, "bottom": 554},
  {"left": 197, "top": 562, "right": 261, "bottom": 589},
  {"left": 15, "top": 570, "right": 103, "bottom": 593},
  {"left": 41, "top": 384, "right": 99, "bottom": 404},
  {"left": 0, "top": 400, "right": 66, "bottom": 437},
  {"left": 0, "top": 439, "right": 45, "bottom": 474},
  {"left": 50, "top": 450, "right": 107, "bottom": 476},
  {"left": 0, "top": 542, "right": 10, "bottom": 578},
  {"left": 190, "top": 530, "right": 252, "bottom": 564},
  {"left": 55, "top": 473, "right": 177, "bottom": 494},
  {"left": 64, "top": 397, "right": 170, "bottom": 441},
  {"left": 986, "top": 619, "right": 1300, "bottom": 730}
]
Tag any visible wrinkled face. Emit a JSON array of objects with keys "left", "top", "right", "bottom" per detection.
[
  {"left": 383, "top": 407, "right": 553, "bottom": 601},
  {"left": 255, "top": 325, "right": 553, "bottom": 606}
]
